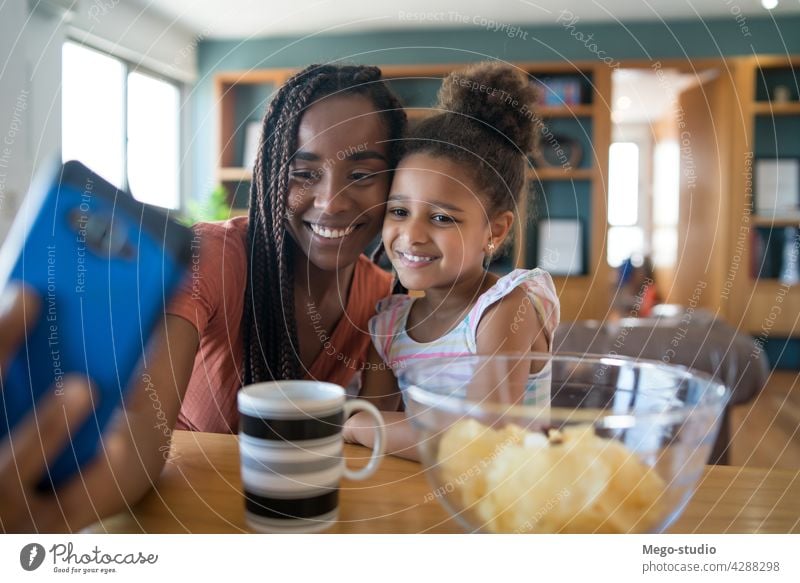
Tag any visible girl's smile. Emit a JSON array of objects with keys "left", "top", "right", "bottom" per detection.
[{"left": 393, "top": 249, "right": 440, "bottom": 268}]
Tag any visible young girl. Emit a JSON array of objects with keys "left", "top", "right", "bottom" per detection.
[{"left": 344, "top": 62, "right": 560, "bottom": 459}]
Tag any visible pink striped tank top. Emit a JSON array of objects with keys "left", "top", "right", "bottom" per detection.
[{"left": 368, "top": 269, "right": 560, "bottom": 404}]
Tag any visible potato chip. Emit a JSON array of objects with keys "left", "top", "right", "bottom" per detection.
[{"left": 436, "top": 420, "right": 666, "bottom": 533}]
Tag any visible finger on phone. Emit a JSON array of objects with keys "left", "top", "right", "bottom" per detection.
[
  {"left": 0, "top": 377, "right": 93, "bottom": 487},
  {"left": 0, "top": 284, "right": 40, "bottom": 369}
]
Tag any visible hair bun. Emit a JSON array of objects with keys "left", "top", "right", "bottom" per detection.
[
  {"left": 351, "top": 65, "right": 382, "bottom": 83},
  {"left": 437, "top": 62, "right": 538, "bottom": 154}
]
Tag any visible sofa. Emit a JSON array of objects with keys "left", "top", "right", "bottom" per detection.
[{"left": 553, "top": 309, "right": 769, "bottom": 464}]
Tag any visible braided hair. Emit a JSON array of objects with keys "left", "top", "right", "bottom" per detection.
[{"left": 243, "top": 64, "right": 407, "bottom": 385}]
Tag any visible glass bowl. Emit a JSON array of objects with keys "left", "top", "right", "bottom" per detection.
[{"left": 398, "top": 353, "right": 729, "bottom": 533}]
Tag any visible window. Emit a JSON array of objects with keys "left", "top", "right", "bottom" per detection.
[
  {"left": 607, "top": 142, "right": 643, "bottom": 266},
  {"left": 62, "top": 41, "right": 181, "bottom": 209},
  {"left": 652, "top": 141, "right": 680, "bottom": 268},
  {"left": 608, "top": 142, "right": 640, "bottom": 226}
]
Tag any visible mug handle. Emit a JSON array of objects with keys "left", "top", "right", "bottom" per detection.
[{"left": 342, "top": 399, "right": 386, "bottom": 481}]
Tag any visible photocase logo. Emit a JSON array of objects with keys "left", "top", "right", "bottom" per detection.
[{"left": 19, "top": 543, "right": 46, "bottom": 571}]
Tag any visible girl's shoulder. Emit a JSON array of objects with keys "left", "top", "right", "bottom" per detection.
[
  {"left": 368, "top": 294, "right": 414, "bottom": 364},
  {"left": 373, "top": 293, "right": 413, "bottom": 321},
  {"left": 471, "top": 268, "right": 557, "bottom": 314},
  {"left": 466, "top": 268, "right": 560, "bottom": 349},
  {"left": 369, "top": 293, "right": 413, "bottom": 339}
]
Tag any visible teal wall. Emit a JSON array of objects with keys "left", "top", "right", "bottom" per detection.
[{"left": 192, "top": 16, "right": 800, "bottom": 199}]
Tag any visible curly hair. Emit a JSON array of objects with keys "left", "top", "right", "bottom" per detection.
[
  {"left": 402, "top": 61, "right": 539, "bottom": 215},
  {"left": 243, "top": 64, "right": 407, "bottom": 385}
]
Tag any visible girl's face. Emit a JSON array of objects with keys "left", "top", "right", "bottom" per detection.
[
  {"left": 383, "top": 153, "right": 507, "bottom": 292},
  {"left": 285, "top": 93, "right": 391, "bottom": 272}
]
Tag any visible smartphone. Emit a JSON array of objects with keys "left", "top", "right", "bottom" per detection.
[{"left": 0, "top": 160, "right": 192, "bottom": 488}]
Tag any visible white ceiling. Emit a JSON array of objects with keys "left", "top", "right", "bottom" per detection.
[
  {"left": 146, "top": 0, "right": 800, "bottom": 38},
  {"left": 612, "top": 69, "right": 699, "bottom": 124}
]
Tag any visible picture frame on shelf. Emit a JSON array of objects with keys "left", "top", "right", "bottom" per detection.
[
  {"left": 537, "top": 219, "right": 583, "bottom": 275},
  {"left": 532, "top": 77, "right": 583, "bottom": 106},
  {"left": 755, "top": 158, "right": 800, "bottom": 217}
]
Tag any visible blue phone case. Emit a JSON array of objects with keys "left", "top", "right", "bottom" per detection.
[{"left": 0, "top": 160, "right": 192, "bottom": 488}]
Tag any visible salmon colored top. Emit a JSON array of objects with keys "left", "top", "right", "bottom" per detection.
[{"left": 167, "top": 216, "right": 392, "bottom": 433}]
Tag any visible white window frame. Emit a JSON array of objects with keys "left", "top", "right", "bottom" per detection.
[{"left": 62, "top": 39, "right": 185, "bottom": 209}]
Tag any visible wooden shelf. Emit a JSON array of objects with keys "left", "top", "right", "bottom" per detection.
[
  {"left": 528, "top": 167, "right": 594, "bottom": 181},
  {"left": 216, "top": 70, "right": 294, "bottom": 85},
  {"left": 405, "top": 108, "right": 439, "bottom": 120},
  {"left": 727, "top": 56, "right": 800, "bottom": 339},
  {"left": 752, "top": 215, "right": 800, "bottom": 227},
  {"left": 749, "top": 278, "right": 800, "bottom": 289},
  {"left": 537, "top": 105, "right": 594, "bottom": 118},
  {"left": 752, "top": 102, "right": 800, "bottom": 115},
  {"left": 218, "top": 167, "right": 252, "bottom": 181}
]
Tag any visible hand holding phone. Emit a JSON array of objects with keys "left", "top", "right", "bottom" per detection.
[
  {"left": 0, "top": 161, "right": 191, "bottom": 488},
  {"left": 0, "top": 284, "right": 97, "bottom": 531}
]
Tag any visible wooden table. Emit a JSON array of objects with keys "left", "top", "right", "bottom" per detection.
[{"left": 90, "top": 431, "right": 800, "bottom": 534}]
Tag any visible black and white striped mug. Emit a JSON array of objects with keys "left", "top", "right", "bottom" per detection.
[{"left": 238, "top": 380, "right": 386, "bottom": 533}]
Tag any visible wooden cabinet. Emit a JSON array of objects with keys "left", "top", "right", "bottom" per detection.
[
  {"left": 213, "top": 61, "right": 612, "bottom": 320},
  {"left": 730, "top": 56, "right": 800, "bottom": 339}
]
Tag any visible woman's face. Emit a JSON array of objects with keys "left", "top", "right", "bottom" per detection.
[{"left": 285, "top": 93, "right": 391, "bottom": 272}]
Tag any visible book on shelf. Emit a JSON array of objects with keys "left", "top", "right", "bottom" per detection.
[
  {"left": 750, "top": 227, "right": 768, "bottom": 279},
  {"left": 537, "top": 219, "right": 583, "bottom": 275},
  {"left": 533, "top": 78, "right": 583, "bottom": 107},
  {"left": 750, "top": 226, "right": 800, "bottom": 281},
  {"left": 779, "top": 227, "right": 800, "bottom": 285}
]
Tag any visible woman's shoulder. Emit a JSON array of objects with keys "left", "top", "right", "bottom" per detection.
[
  {"left": 191, "top": 216, "right": 249, "bottom": 250},
  {"left": 354, "top": 255, "right": 393, "bottom": 302},
  {"left": 189, "top": 216, "right": 250, "bottom": 274},
  {"left": 355, "top": 254, "right": 392, "bottom": 283},
  {"left": 166, "top": 217, "right": 249, "bottom": 332}
]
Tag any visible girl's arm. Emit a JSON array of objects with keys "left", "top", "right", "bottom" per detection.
[
  {"left": 345, "top": 344, "right": 420, "bottom": 460},
  {"left": 473, "top": 287, "right": 549, "bottom": 405},
  {"left": 343, "top": 411, "right": 419, "bottom": 461},
  {"left": 475, "top": 286, "right": 549, "bottom": 353},
  {"left": 356, "top": 343, "right": 401, "bottom": 412}
]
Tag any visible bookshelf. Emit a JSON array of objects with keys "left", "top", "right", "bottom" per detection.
[
  {"left": 214, "top": 69, "right": 294, "bottom": 210},
  {"left": 732, "top": 56, "right": 800, "bottom": 337}
]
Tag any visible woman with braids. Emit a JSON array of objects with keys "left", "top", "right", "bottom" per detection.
[
  {"left": 168, "top": 64, "right": 406, "bottom": 433},
  {"left": 0, "top": 64, "right": 406, "bottom": 532}
]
